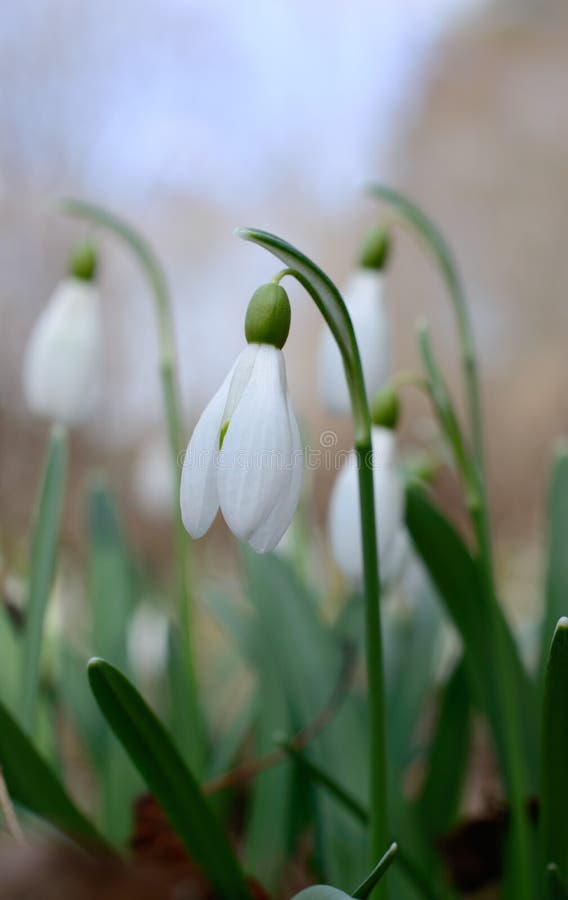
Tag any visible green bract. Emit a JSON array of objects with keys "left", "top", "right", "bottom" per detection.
[
  {"left": 370, "top": 386, "right": 399, "bottom": 430},
  {"left": 245, "top": 282, "right": 291, "bottom": 348},
  {"left": 68, "top": 242, "right": 98, "bottom": 281},
  {"left": 359, "top": 226, "right": 390, "bottom": 271}
]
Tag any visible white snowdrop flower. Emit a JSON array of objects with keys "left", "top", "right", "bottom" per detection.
[
  {"left": 318, "top": 228, "right": 391, "bottom": 415},
  {"left": 23, "top": 245, "right": 102, "bottom": 426},
  {"left": 181, "top": 283, "right": 303, "bottom": 553},
  {"left": 328, "top": 425, "right": 408, "bottom": 585}
]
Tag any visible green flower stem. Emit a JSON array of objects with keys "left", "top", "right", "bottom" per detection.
[
  {"left": 237, "top": 228, "right": 390, "bottom": 897},
  {"left": 356, "top": 439, "right": 389, "bottom": 899},
  {"left": 61, "top": 199, "right": 205, "bottom": 772}
]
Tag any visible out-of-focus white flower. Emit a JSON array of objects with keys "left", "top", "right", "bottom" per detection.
[
  {"left": 23, "top": 273, "right": 102, "bottom": 426},
  {"left": 181, "top": 284, "right": 303, "bottom": 553},
  {"left": 318, "top": 268, "right": 391, "bottom": 415},
  {"left": 131, "top": 435, "right": 173, "bottom": 521},
  {"left": 328, "top": 426, "right": 408, "bottom": 584},
  {"left": 127, "top": 603, "right": 169, "bottom": 680}
]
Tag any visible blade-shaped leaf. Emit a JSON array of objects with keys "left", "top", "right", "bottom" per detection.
[
  {"left": 405, "top": 483, "right": 537, "bottom": 787},
  {"left": 87, "top": 658, "right": 251, "bottom": 900},
  {"left": 540, "top": 445, "right": 568, "bottom": 684},
  {"left": 352, "top": 844, "right": 398, "bottom": 899},
  {"left": 243, "top": 550, "right": 369, "bottom": 890},
  {"left": 541, "top": 619, "right": 568, "bottom": 890},
  {"left": 21, "top": 425, "right": 68, "bottom": 733},
  {"left": 0, "top": 696, "right": 104, "bottom": 847},
  {"left": 417, "top": 657, "right": 471, "bottom": 838}
]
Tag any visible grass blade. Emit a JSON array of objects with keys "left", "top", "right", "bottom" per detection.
[
  {"left": 541, "top": 619, "right": 568, "bottom": 890},
  {"left": 405, "top": 483, "right": 537, "bottom": 785},
  {"left": 0, "top": 696, "right": 104, "bottom": 847},
  {"left": 87, "top": 658, "right": 251, "bottom": 900},
  {"left": 540, "top": 445, "right": 568, "bottom": 685},
  {"left": 21, "top": 425, "right": 68, "bottom": 734},
  {"left": 352, "top": 844, "right": 398, "bottom": 899},
  {"left": 417, "top": 658, "right": 471, "bottom": 838}
]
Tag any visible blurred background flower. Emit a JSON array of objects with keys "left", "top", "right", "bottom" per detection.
[{"left": 2, "top": 0, "right": 567, "bottom": 614}]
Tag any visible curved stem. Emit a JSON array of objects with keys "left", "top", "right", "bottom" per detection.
[
  {"left": 61, "top": 199, "right": 205, "bottom": 772},
  {"left": 277, "top": 265, "right": 388, "bottom": 899}
]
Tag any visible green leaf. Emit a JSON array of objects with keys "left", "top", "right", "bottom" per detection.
[
  {"left": 405, "top": 483, "right": 537, "bottom": 786},
  {"left": 417, "top": 658, "right": 471, "bottom": 838},
  {"left": 243, "top": 550, "right": 369, "bottom": 890},
  {"left": 0, "top": 695, "right": 104, "bottom": 847},
  {"left": 88, "top": 482, "right": 135, "bottom": 668},
  {"left": 87, "top": 658, "right": 251, "bottom": 900},
  {"left": 352, "top": 843, "right": 398, "bottom": 899},
  {"left": 244, "top": 649, "right": 292, "bottom": 893},
  {"left": 541, "top": 619, "right": 568, "bottom": 891},
  {"left": 540, "top": 445, "right": 568, "bottom": 684},
  {"left": 21, "top": 425, "right": 68, "bottom": 733},
  {"left": 547, "top": 864, "right": 568, "bottom": 900}
]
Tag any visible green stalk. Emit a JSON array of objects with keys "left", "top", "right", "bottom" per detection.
[
  {"left": 21, "top": 425, "right": 68, "bottom": 734},
  {"left": 237, "top": 228, "right": 390, "bottom": 897},
  {"left": 356, "top": 439, "right": 389, "bottom": 898},
  {"left": 61, "top": 199, "right": 205, "bottom": 772}
]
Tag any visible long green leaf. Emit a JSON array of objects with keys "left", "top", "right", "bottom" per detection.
[
  {"left": 405, "top": 483, "right": 537, "bottom": 786},
  {"left": 87, "top": 658, "right": 251, "bottom": 900},
  {"left": 540, "top": 445, "right": 568, "bottom": 684},
  {"left": 352, "top": 844, "right": 398, "bottom": 899},
  {"left": 244, "top": 551, "right": 369, "bottom": 890},
  {"left": 541, "top": 618, "right": 568, "bottom": 889},
  {"left": 21, "top": 426, "right": 68, "bottom": 733},
  {"left": 417, "top": 658, "right": 470, "bottom": 838},
  {"left": 0, "top": 696, "right": 104, "bottom": 847}
]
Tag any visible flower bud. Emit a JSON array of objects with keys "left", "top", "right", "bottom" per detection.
[
  {"left": 23, "top": 276, "right": 103, "bottom": 426},
  {"left": 245, "top": 283, "right": 291, "bottom": 349},
  {"left": 67, "top": 242, "right": 98, "bottom": 282},
  {"left": 359, "top": 226, "right": 390, "bottom": 271},
  {"left": 370, "top": 386, "right": 400, "bottom": 430}
]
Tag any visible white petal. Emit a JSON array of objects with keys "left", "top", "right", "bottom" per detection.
[
  {"left": 248, "top": 394, "right": 304, "bottom": 553},
  {"left": 328, "top": 427, "right": 404, "bottom": 583},
  {"left": 180, "top": 361, "right": 236, "bottom": 538},
  {"left": 23, "top": 278, "right": 102, "bottom": 426},
  {"left": 218, "top": 345, "right": 293, "bottom": 541},
  {"left": 318, "top": 269, "right": 391, "bottom": 415},
  {"left": 328, "top": 451, "right": 363, "bottom": 580}
]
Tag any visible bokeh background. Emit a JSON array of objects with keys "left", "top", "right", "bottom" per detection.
[{"left": 2, "top": 0, "right": 568, "bottom": 619}]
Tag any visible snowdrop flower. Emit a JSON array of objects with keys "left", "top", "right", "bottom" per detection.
[
  {"left": 23, "top": 245, "right": 102, "bottom": 426},
  {"left": 318, "top": 227, "right": 391, "bottom": 415},
  {"left": 328, "top": 390, "right": 409, "bottom": 584},
  {"left": 181, "top": 283, "right": 303, "bottom": 553}
]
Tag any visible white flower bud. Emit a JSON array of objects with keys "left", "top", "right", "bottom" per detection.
[
  {"left": 318, "top": 269, "right": 391, "bottom": 415},
  {"left": 23, "top": 277, "right": 103, "bottom": 426},
  {"left": 328, "top": 426, "right": 408, "bottom": 584}
]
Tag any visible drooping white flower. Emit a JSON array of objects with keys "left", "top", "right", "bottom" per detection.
[
  {"left": 328, "top": 426, "right": 408, "bottom": 584},
  {"left": 180, "top": 284, "right": 303, "bottom": 553},
  {"left": 23, "top": 263, "right": 102, "bottom": 426},
  {"left": 318, "top": 267, "right": 391, "bottom": 415}
]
